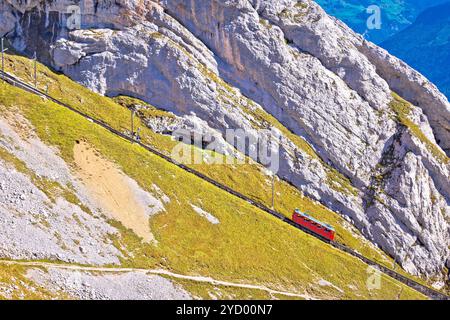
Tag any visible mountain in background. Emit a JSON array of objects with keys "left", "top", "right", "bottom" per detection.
[
  {"left": 316, "top": 0, "right": 449, "bottom": 43},
  {"left": 381, "top": 2, "right": 450, "bottom": 99}
]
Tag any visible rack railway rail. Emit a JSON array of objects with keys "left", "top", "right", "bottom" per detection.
[{"left": 0, "top": 69, "right": 448, "bottom": 300}]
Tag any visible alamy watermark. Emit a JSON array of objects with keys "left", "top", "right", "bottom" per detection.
[
  {"left": 366, "top": 266, "right": 382, "bottom": 290},
  {"left": 66, "top": 3, "right": 383, "bottom": 31},
  {"left": 366, "top": 5, "right": 382, "bottom": 30},
  {"left": 170, "top": 128, "right": 280, "bottom": 174},
  {"left": 66, "top": 5, "right": 81, "bottom": 30},
  {"left": 64, "top": 0, "right": 116, "bottom": 30}
]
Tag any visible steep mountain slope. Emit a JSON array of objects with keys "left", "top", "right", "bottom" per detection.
[
  {"left": 382, "top": 1, "right": 450, "bottom": 99},
  {"left": 0, "top": 68, "right": 426, "bottom": 299},
  {"left": 0, "top": 0, "right": 449, "bottom": 285},
  {"left": 316, "top": 0, "right": 449, "bottom": 43}
]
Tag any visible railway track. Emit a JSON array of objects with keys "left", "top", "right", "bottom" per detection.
[{"left": 1, "top": 69, "right": 448, "bottom": 300}]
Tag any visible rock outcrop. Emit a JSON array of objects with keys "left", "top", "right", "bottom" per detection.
[{"left": 0, "top": 0, "right": 449, "bottom": 278}]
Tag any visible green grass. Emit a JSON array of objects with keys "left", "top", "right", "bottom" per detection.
[
  {"left": 390, "top": 93, "right": 448, "bottom": 164},
  {"left": 113, "top": 95, "right": 176, "bottom": 119},
  {"left": 0, "top": 264, "right": 66, "bottom": 300},
  {"left": 1, "top": 52, "right": 433, "bottom": 291},
  {"left": 0, "top": 79, "right": 427, "bottom": 299},
  {"left": 279, "top": 2, "right": 310, "bottom": 23},
  {"left": 1, "top": 52, "right": 434, "bottom": 296},
  {"left": 2, "top": 53, "right": 363, "bottom": 251}
]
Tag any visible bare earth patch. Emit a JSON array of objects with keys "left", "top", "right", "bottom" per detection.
[
  {"left": 0, "top": 115, "right": 121, "bottom": 265},
  {"left": 73, "top": 141, "right": 164, "bottom": 244}
]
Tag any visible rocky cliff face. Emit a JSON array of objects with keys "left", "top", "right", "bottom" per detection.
[{"left": 0, "top": 0, "right": 449, "bottom": 279}]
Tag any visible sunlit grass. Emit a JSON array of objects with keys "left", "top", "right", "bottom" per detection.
[{"left": 0, "top": 79, "right": 427, "bottom": 299}]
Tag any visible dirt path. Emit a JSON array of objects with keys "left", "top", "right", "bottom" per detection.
[
  {"left": 73, "top": 141, "right": 159, "bottom": 243},
  {"left": 0, "top": 259, "right": 312, "bottom": 299}
]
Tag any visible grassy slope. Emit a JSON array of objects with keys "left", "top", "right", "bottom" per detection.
[
  {"left": 1, "top": 53, "right": 385, "bottom": 261},
  {"left": 6, "top": 52, "right": 437, "bottom": 284},
  {"left": 0, "top": 55, "right": 427, "bottom": 299}
]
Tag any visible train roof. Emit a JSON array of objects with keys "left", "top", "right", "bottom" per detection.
[{"left": 294, "top": 209, "right": 335, "bottom": 231}]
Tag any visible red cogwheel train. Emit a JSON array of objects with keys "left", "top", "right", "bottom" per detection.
[{"left": 292, "top": 209, "right": 336, "bottom": 241}]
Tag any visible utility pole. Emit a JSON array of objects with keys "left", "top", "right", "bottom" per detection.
[
  {"left": 136, "top": 127, "right": 141, "bottom": 142},
  {"left": 33, "top": 51, "right": 37, "bottom": 88},
  {"left": 267, "top": 129, "right": 276, "bottom": 210},
  {"left": 1, "top": 38, "right": 8, "bottom": 78},
  {"left": 1, "top": 38, "right": 4, "bottom": 77},
  {"left": 271, "top": 173, "right": 275, "bottom": 209},
  {"left": 131, "top": 109, "right": 135, "bottom": 137}
]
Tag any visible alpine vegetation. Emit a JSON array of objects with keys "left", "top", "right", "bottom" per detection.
[{"left": 0, "top": 0, "right": 448, "bottom": 300}]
